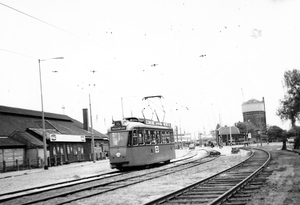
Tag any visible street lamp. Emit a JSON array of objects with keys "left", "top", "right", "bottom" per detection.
[{"left": 38, "top": 57, "right": 64, "bottom": 170}]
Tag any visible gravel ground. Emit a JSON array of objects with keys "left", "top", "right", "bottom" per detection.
[
  {"left": 1, "top": 143, "right": 298, "bottom": 205},
  {"left": 72, "top": 146, "right": 250, "bottom": 205}
]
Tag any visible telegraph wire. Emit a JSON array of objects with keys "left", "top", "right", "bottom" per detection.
[
  {"left": 0, "top": 2, "right": 77, "bottom": 38},
  {"left": 0, "top": 48, "right": 37, "bottom": 59},
  {"left": 0, "top": 2, "right": 101, "bottom": 47}
]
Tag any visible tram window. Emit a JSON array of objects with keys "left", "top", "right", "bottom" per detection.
[
  {"left": 166, "top": 132, "right": 170, "bottom": 143},
  {"left": 150, "top": 130, "right": 156, "bottom": 144},
  {"left": 132, "top": 130, "right": 138, "bottom": 146},
  {"left": 109, "top": 132, "right": 128, "bottom": 147},
  {"left": 137, "top": 130, "right": 144, "bottom": 145},
  {"left": 128, "top": 131, "right": 132, "bottom": 146},
  {"left": 170, "top": 132, "right": 174, "bottom": 142},
  {"left": 156, "top": 131, "right": 161, "bottom": 144},
  {"left": 161, "top": 132, "right": 165, "bottom": 144},
  {"left": 145, "top": 130, "right": 151, "bottom": 144}
]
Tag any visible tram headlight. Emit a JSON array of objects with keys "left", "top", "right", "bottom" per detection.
[{"left": 116, "top": 152, "right": 121, "bottom": 157}]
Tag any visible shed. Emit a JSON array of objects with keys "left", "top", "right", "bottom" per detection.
[{"left": 218, "top": 126, "right": 243, "bottom": 145}]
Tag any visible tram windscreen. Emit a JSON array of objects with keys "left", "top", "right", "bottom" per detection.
[{"left": 109, "top": 132, "right": 128, "bottom": 147}]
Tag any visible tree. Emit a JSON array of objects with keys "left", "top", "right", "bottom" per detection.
[
  {"left": 235, "top": 121, "right": 257, "bottom": 141},
  {"left": 267, "top": 125, "right": 283, "bottom": 142},
  {"left": 287, "top": 126, "right": 300, "bottom": 149},
  {"left": 277, "top": 69, "right": 300, "bottom": 127},
  {"left": 281, "top": 130, "right": 288, "bottom": 150}
]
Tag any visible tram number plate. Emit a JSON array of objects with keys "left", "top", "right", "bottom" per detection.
[{"left": 155, "top": 146, "right": 159, "bottom": 153}]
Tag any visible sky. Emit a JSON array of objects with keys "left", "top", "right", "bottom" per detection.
[{"left": 1, "top": 0, "right": 300, "bottom": 138}]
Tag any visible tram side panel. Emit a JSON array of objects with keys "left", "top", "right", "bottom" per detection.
[
  {"left": 129, "top": 144, "right": 175, "bottom": 166},
  {"left": 109, "top": 144, "right": 175, "bottom": 169}
]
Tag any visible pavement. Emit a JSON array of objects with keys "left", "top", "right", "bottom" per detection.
[{"left": 0, "top": 148, "right": 192, "bottom": 180}]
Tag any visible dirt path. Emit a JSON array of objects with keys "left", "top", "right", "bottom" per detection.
[{"left": 247, "top": 144, "right": 300, "bottom": 205}]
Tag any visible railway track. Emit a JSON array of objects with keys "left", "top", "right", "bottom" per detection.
[
  {"left": 145, "top": 147, "right": 271, "bottom": 205},
  {"left": 0, "top": 149, "right": 214, "bottom": 205}
]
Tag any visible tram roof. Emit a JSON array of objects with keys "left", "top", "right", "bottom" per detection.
[{"left": 108, "top": 117, "right": 172, "bottom": 132}]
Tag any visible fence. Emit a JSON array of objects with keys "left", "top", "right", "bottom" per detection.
[
  {"left": 0, "top": 158, "right": 42, "bottom": 173},
  {"left": 0, "top": 152, "right": 108, "bottom": 173}
]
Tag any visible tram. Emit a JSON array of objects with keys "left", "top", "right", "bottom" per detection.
[{"left": 107, "top": 117, "right": 176, "bottom": 170}]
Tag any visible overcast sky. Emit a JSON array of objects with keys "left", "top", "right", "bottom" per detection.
[{"left": 1, "top": 0, "right": 299, "bottom": 136}]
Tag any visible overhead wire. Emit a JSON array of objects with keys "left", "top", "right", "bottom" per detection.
[
  {"left": 0, "top": 48, "right": 37, "bottom": 59},
  {"left": 0, "top": 2, "right": 102, "bottom": 48},
  {"left": 0, "top": 2, "right": 80, "bottom": 39}
]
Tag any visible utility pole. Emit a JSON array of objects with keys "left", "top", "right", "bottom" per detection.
[{"left": 89, "top": 94, "right": 95, "bottom": 163}]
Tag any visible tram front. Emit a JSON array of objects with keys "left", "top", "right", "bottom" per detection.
[{"left": 108, "top": 120, "right": 129, "bottom": 169}]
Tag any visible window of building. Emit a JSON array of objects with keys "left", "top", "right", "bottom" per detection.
[{"left": 53, "top": 147, "right": 57, "bottom": 155}]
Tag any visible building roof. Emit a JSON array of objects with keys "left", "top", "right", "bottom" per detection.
[
  {"left": 218, "top": 126, "right": 240, "bottom": 135},
  {"left": 10, "top": 131, "right": 44, "bottom": 148},
  {"left": 0, "top": 105, "right": 71, "bottom": 121},
  {"left": 0, "top": 137, "right": 26, "bottom": 148},
  {"left": 242, "top": 98, "right": 261, "bottom": 105},
  {"left": 0, "top": 105, "right": 107, "bottom": 139}
]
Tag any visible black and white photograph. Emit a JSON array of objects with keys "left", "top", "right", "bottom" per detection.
[{"left": 0, "top": 1, "right": 300, "bottom": 204}]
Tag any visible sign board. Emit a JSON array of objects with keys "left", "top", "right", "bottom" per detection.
[
  {"left": 49, "top": 134, "right": 86, "bottom": 142},
  {"left": 155, "top": 146, "right": 159, "bottom": 153},
  {"left": 111, "top": 126, "right": 127, "bottom": 131}
]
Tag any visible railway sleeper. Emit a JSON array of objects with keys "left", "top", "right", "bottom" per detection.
[
  {"left": 223, "top": 199, "right": 251, "bottom": 205},
  {"left": 206, "top": 183, "right": 240, "bottom": 187},
  {"left": 243, "top": 185, "right": 262, "bottom": 190},
  {"left": 185, "top": 190, "right": 226, "bottom": 196},
  {"left": 197, "top": 185, "right": 233, "bottom": 189},
  {"left": 233, "top": 193, "right": 252, "bottom": 198},
  {"left": 248, "top": 181, "right": 265, "bottom": 186},
  {"left": 191, "top": 188, "right": 230, "bottom": 192},
  {"left": 227, "top": 197, "right": 252, "bottom": 202},
  {"left": 259, "top": 171, "right": 273, "bottom": 175},
  {"left": 226, "top": 171, "right": 254, "bottom": 175},
  {"left": 239, "top": 189, "right": 261, "bottom": 194},
  {"left": 176, "top": 194, "right": 221, "bottom": 199},
  {"left": 165, "top": 198, "right": 213, "bottom": 204},
  {"left": 209, "top": 179, "right": 243, "bottom": 183},
  {"left": 215, "top": 176, "right": 246, "bottom": 180}
]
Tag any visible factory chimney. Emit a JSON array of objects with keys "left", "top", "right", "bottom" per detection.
[{"left": 83, "top": 108, "right": 89, "bottom": 131}]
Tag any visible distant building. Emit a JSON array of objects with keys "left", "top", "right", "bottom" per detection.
[
  {"left": 218, "top": 126, "right": 241, "bottom": 145},
  {"left": 242, "top": 98, "right": 267, "bottom": 133}
]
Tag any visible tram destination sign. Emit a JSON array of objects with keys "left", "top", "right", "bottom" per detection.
[
  {"left": 111, "top": 126, "right": 127, "bottom": 131},
  {"left": 145, "top": 120, "right": 171, "bottom": 127}
]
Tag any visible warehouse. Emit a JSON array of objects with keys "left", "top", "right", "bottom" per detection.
[{"left": 0, "top": 105, "right": 108, "bottom": 172}]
